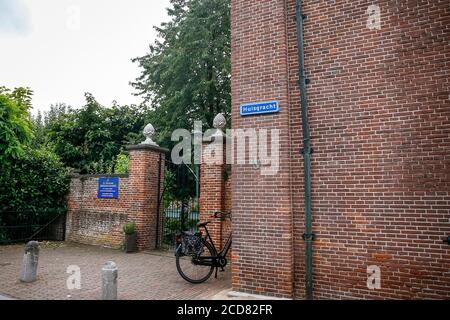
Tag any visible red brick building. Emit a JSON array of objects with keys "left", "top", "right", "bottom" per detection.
[{"left": 229, "top": 0, "right": 450, "bottom": 299}]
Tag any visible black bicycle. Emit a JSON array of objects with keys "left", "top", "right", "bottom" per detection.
[{"left": 175, "top": 211, "right": 232, "bottom": 284}]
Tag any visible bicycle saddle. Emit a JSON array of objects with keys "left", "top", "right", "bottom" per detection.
[{"left": 197, "top": 221, "right": 211, "bottom": 228}]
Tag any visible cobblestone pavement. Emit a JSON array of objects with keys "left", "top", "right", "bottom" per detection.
[{"left": 0, "top": 242, "right": 231, "bottom": 300}]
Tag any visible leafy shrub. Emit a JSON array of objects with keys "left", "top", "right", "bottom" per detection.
[
  {"left": 114, "top": 151, "right": 129, "bottom": 174},
  {"left": 0, "top": 88, "right": 33, "bottom": 163},
  {"left": 0, "top": 146, "right": 70, "bottom": 217},
  {"left": 44, "top": 94, "right": 148, "bottom": 174},
  {"left": 123, "top": 222, "right": 136, "bottom": 235}
]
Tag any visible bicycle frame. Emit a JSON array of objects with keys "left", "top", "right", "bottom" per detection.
[
  {"left": 204, "top": 224, "right": 232, "bottom": 258},
  {"left": 189, "top": 224, "right": 232, "bottom": 268}
]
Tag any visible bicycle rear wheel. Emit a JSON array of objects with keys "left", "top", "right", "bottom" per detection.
[{"left": 176, "top": 241, "right": 215, "bottom": 284}]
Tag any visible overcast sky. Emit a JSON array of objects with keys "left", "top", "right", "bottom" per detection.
[{"left": 0, "top": 0, "right": 171, "bottom": 114}]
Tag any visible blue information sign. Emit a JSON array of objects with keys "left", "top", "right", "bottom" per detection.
[
  {"left": 98, "top": 177, "right": 119, "bottom": 199},
  {"left": 240, "top": 101, "right": 280, "bottom": 116}
]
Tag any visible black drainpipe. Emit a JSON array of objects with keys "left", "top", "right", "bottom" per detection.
[{"left": 295, "top": 0, "right": 315, "bottom": 300}]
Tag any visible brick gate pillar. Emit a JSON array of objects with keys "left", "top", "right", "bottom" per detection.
[
  {"left": 126, "top": 124, "right": 168, "bottom": 250},
  {"left": 199, "top": 114, "right": 231, "bottom": 250}
]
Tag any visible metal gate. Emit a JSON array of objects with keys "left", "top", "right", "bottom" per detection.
[
  {"left": 160, "top": 159, "right": 200, "bottom": 250},
  {"left": 0, "top": 209, "right": 66, "bottom": 245}
]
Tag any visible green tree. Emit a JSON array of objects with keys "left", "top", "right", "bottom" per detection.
[
  {"left": 0, "top": 87, "right": 33, "bottom": 163},
  {"left": 0, "top": 87, "right": 70, "bottom": 230},
  {"left": 45, "top": 94, "right": 148, "bottom": 173},
  {"left": 132, "top": 0, "right": 231, "bottom": 147},
  {"left": 44, "top": 103, "right": 71, "bottom": 126},
  {"left": 30, "top": 110, "right": 46, "bottom": 146}
]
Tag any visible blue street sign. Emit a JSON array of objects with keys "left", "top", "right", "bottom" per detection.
[
  {"left": 240, "top": 101, "right": 280, "bottom": 116},
  {"left": 98, "top": 177, "right": 119, "bottom": 199}
]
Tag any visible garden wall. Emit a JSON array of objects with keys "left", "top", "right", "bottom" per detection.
[{"left": 66, "top": 144, "right": 167, "bottom": 250}]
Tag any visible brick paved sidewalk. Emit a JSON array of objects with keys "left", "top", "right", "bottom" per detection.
[{"left": 0, "top": 242, "right": 231, "bottom": 300}]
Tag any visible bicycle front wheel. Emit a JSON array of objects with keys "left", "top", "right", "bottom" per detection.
[{"left": 176, "top": 241, "right": 215, "bottom": 284}]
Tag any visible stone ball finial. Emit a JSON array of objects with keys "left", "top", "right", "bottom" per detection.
[
  {"left": 213, "top": 113, "right": 226, "bottom": 131},
  {"left": 141, "top": 123, "right": 158, "bottom": 146}
]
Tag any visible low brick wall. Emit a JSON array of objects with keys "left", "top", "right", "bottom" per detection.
[
  {"left": 66, "top": 174, "right": 132, "bottom": 249},
  {"left": 66, "top": 144, "right": 167, "bottom": 250}
]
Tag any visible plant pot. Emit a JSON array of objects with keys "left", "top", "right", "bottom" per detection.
[{"left": 125, "top": 233, "right": 137, "bottom": 253}]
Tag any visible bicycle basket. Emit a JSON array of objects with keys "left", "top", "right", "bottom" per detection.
[{"left": 181, "top": 233, "right": 203, "bottom": 256}]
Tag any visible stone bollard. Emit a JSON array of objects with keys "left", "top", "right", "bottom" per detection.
[
  {"left": 102, "top": 261, "right": 118, "bottom": 300},
  {"left": 20, "top": 241, "right": 40, "bottom": 283}
]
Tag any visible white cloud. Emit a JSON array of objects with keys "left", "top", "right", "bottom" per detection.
[{"left": 0, "top": 0, "right": 171, "bottom": 114}]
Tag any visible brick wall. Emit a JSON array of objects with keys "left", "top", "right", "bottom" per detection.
[
  {"left": 199, "top": 135, "right": 232, "bottom": 251},
  {"left": 66, "top": 174, "right": 130, "bottom": 248},
  {"left": 231, "top": 0, "right": 295, "bottom": 298},
  {"left": 231, "top": 0, "right": 450, "bottom": 299},
  {"left": 66, "top": 145, "right": 167, "bottom": 250}
]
